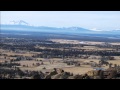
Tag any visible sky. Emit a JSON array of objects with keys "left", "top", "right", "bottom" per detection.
[{"left": 1, "top": 11, "right": 120, "bottom": 31}]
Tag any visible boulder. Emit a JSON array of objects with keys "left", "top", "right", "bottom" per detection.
[
  {"left": 93, "top": 70, "right": 99, "bottom": 76},
  {"left": 44, "top": 70, "right": 57, "bottom": 79},
  {"left": 87, "top": 70, "right": 100, "bottom": 77},
  {"left": 59, "top": 72, "right": 70, "bottom": 79},
  {"left": 86, "top": 70, "right": 94, "bottom": 76},
  {"left": 74, "top": 75, "right": 82, "bottom": 79},
  {"left": 51, "top": 74, "right": 62, "bottom": 79},
  {"left": 107, "top": 70, "right": 117, "bottom": 79},
  {"left": 56, "top": 69, "right": 64, "bottom": 74},
  {"left": 93, "top": 76, "right": 101, "bottom": 79},
  {"left": 68, "top": 76, "right": 75, "bottom": 79}
]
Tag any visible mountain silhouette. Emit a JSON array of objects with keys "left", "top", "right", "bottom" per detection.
[{"left": 1, "top": 24, "right": 120, "bottom": 35}]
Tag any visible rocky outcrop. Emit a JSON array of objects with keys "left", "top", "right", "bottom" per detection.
[
  {"left": 42, "top": 67, "right": 120, "bottom": 79},
  {"left": 44, "top": 69, "right": 57, "bottom": 79}
]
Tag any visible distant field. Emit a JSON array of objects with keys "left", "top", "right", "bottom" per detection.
[{"left": 50, "top": 39, "right": 120, "bottom": 45}]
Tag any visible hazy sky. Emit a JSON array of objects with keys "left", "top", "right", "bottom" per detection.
[{"left": 1, "top": 11, "right": 120, "bottom": 31}]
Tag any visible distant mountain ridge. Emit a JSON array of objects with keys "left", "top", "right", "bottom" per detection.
[
  {"left": 0, "top": 24, "right": 92, "bottom": 32},
  {"left": 1, "top": 24, "right": 120, "bottom": 35}
]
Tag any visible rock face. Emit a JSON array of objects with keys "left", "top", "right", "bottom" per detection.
[
  {"left": 51, "top": 71, "right": 71, "bottom": 79},
  {"left": 51, "top": 74, "right": 62, "bottom": 79},
  {"left": 67, "top": 76, "right": 75, "bottom": 79},
  {"left": 44, "top": 69, "right": 103, "bottom": 79},
  {"left": 56, "top": 69, "right": 64, "bottom": 74},
  {"left": 60, "top": 72, "right": 71, "bottom": 79},
  {"left": 44, "top": 68, "right": 73, "bottom": 79},
  {"left": 93, "top": 76, "right": 101, "bottom": 79},
  {"left": 86, "top": 70, "right": 104, "bottom": 79},
  {"left": 87, "top": 70, "right": 97, "bottom": 76},
  {"left": 104, "top": 68, "right": 117, "bottom": 79},
  {"left": 44, "top": 69, "right": 57, "bottom": 79},
  {"left": 73, "top": 75, "right": 82, "bottom": 79},
  {"left": 42, "top": 67, "right": 119, "bottom": 79}
]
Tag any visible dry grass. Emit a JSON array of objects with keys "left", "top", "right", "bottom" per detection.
[{"left": 63, "top": 66, "right": 93, "bottom": 75}]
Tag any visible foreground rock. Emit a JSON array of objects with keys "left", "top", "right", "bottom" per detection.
[{"left": 44, "top": 69, "right": 58, "bottom": 79}]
